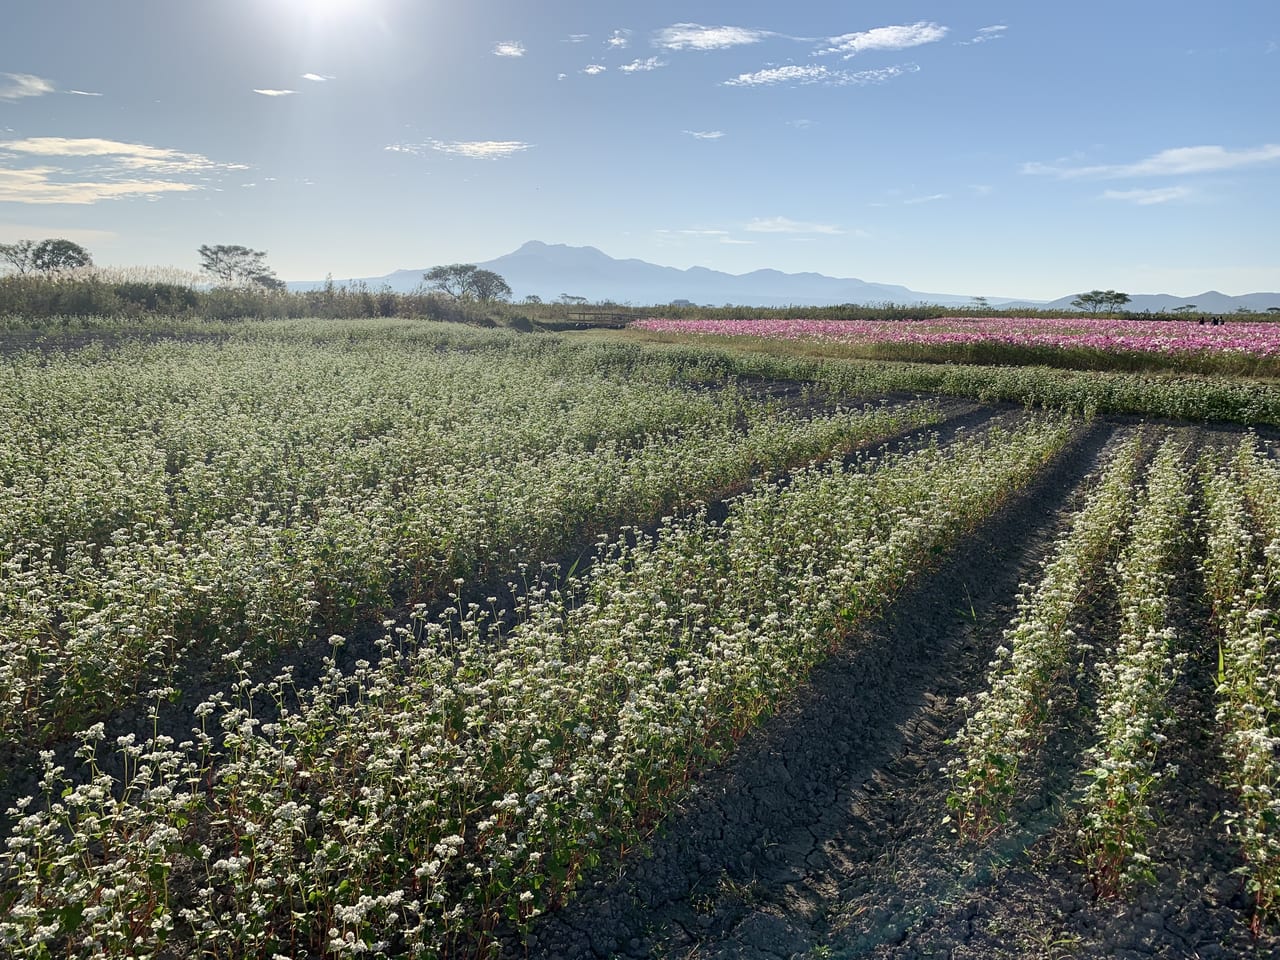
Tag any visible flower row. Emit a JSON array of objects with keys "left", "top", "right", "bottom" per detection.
[
  {"left": 945, "top": 430, "right": 1147, "bottom": 838},
  {"left": 633, "top": 316, "right": 1280, "bottom": 359},
  {"left": 1202, "top": 438, "right": 1280, "bottom": 929},
  {"left": 1075, "top": 438, "right": 1191, "bottom": 895}
]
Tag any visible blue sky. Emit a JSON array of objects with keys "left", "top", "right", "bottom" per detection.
[{"left": 1, "top": 1, "right": 1277, "bottom": 300}]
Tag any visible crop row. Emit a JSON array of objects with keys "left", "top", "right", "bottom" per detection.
[
  {"left": 945, "top": 430, "right": 1147, "bottom": 838},
  {"left": 1075, "top": 438, "right": 1191, "bottom": 894},
  {"left": 1202, "top": 439, "right": 1280, "bottom": 929},
  {"left": 951, "top": 427, "right": 1280, "bottom": 923},
  {"left": 0, "top": 337, "right": 941, "bottom": 744},
  {"left": 0, "top": 413, "right": 1075, "bottom": 958}
]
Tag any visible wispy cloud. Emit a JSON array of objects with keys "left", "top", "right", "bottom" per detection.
[
  {"left": 606, "top": 30, "right": 631, "bottom": 49},
  {"left": 817, "top": 22, "right": 948, "bottom": 58},
  {"left": 620, "top": 57, "right": 666, "bottom": 73},
  {"left": 0, "top": 137, "right": 247, "bottom": 174},
  {"left": 904, "top": 193, "right": 949, "bottom": 204},
  {"left": 0, "top": 73, "right": 55, "bottom": 101},
  {"left": 745, "top": 216, "right": 843, "bottom": 235},
  {"left": 493, "top": 41, "right": 525, "bottom": 57},
  {"left": 656, "top": 24, "right": 777, "bottom": 51},
  {"left": 566, "top": 34, "right": 589, "bottom": 43},
  {"left": 66, "top": 89, "right": 104, "bottom": 97},
  {"left": 253, "top": 88, "right": 296, "bottom": 97},
  {"left": 684, "top": 130, "right": 724, "bottom": 140},
  {"left": 1102, "top": 186, "right": 1193, "bottom": 204},
  {"left": 958, "top": 25, "right": 1007, "bottom": 46},
  {"left": 1023, "top": 143, "right": 1280, "bottom": 178},
  {"left": 0, "top": 168, "right": 199, "bottom": 204},
  {"left": 301, "top": 73, "right": 334, "bottom": 82},
  {"left": 0, "top": 137, "right": 246, "bottom": 204},
  {"left": 723, "top": 63, "right": 918, "bottom": 87},
  {"left": 581, "top": 64, "right": 607, "bottom": 75},
  {"left": 386, "top": 139, "right": 533, "bottom": 159}
]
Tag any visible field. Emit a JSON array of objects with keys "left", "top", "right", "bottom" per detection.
[{"left": 1, "top": 319, "right": 1279, "bottom": 959}]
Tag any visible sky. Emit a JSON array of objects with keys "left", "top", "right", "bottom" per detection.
[{"left": 1, "top": 1, "right": 1277, "bottom": 301}]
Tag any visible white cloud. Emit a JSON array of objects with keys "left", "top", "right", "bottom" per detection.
[
  {"left": 724, "top": 64, "right": 829, "bottom": 86},
  {"left": 620, "top": 57, "right": 666, "bottom": 73},
  {"left": 581, "top": 64, "right": 607, "bottom": 75},
  {"left": 1023, "top": 143, "right": 1280, "bottom": 178},
  {"left": 301, "top": 73, "right": 334, "bottom": 81},
  {"left": 493, "top": 41, "right": 525, "bottom": 57},
  {"left": 66, "top": 89, "right": 103, "bottom": 97},
  {"left": 253, "top": 88, "right": 296, "bottom": 97},
  {"left": 818, "top": 22, "right": 947, "bottom": 58},
  {"left": 566, "top": 34, "right": 589, "bottom": 43},
  {"left": 684, "top": 130, "right": 724, "bottom": 140},
  {"left": 0, "top": 73, "right": 55, "bottom": 101},
  {"left": 0, "top": 137, "right": 248, "bottom": 175},
  {"left": 958, "top": 25, "right": 1007, "bottom": 45},
  {"left": 387, "top": 139, "right": 533, "bottom": 159},
  {"left": 0, "top": 166, "right": 199, "bottom": 204},
  {"left": 723, "top": 63, "right": 918, "bottom": 87},
  {"left": 788, "top": 118, "right": 815, "bottom": 129},
  {"left": 606, "top": 30, "right": 631, "bottom": 49},
  {"left": 904, "top": 193, "right": 949, "bottom": 204},
  {"left": 1102, "top": 186, "right": 1193, "bottom": 204},
  {"left": 656, "top": 23, "right": 776, "bottom": 51},
  {"left": 745, "top": 216, "right": 843, "bottom": 235}
]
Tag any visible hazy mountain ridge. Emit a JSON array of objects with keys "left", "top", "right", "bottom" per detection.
[{"left": 289, "top": 241, "right": 1280, "bottom": 312}]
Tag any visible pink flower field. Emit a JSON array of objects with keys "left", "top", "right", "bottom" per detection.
[{"left": 632, "top": 316, "right": 1280, "bottom": 358}]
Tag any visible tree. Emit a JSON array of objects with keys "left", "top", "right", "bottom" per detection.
[
  {"left": 970, "top": 296, "right": 990, "bottom": 311},
  {"left": 557, "top": 293, "right": 588, "bottom": 305},
  {"left": 522, "top": 294, "right": 543, "bottom": 305},
  {"left": 0, "top": 239, "right": 36, "bottom": 275},
  {"left": 1172, "top": 304, "right": 1198, "bottom": 314},
  {"left": 31, "top": 238, "right": 92, "bottom": 273},
  {"left": 1070, "top": 289, "right": 1131, "bottom": 314},
  {"left": 198, "top": 244, "right": 282, "bottom": 288},
  {"left": 423, "top": 263, "right": 476, "bottom": 298},
  {"left": 468, "top": 269, "right": 512, "bottom": 303},
  {"left": 423, "top": 263, "right": 512, "bottom": 302}
]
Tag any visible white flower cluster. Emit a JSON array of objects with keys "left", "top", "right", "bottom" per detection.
[
  {"left": 0, "top": 402, "right": 1073, "bottom": 957},
  {"left": 0, "top": 333, "right": 939, "bottom": 750},
  {"left": 1202, "top": 437, "right": 1280, "bottom": 927},
  {"left": 1077, "top": 438, "right": 1191, "bottom": 896},
  {"left": 945, "top": 431, "right": 1146, "bottom": 838}
]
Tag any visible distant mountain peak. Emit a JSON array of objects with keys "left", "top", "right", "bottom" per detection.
[{"left": 284, "top": 241, "right": 1280, "bottom": 311}]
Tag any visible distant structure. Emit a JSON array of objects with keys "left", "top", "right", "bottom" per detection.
[{"left": 669, "top": 298, "right": 695, "bottom": 308}]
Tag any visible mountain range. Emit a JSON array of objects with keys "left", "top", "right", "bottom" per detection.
[{"left": 289, "top": 241, "right": 1280, "bottom": 313}]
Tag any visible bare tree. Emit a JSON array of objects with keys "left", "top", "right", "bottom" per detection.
[{"left": 0, "top": 239, "right": 36, "bottom": 275}]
